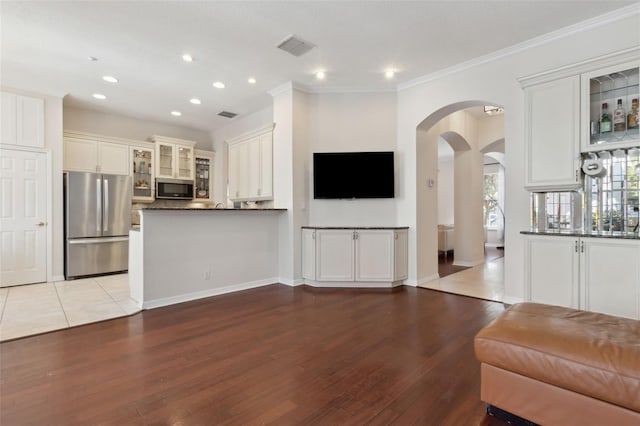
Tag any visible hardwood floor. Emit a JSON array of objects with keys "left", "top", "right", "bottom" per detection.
[{"left": 0, "top": 284, "right": 510, "bottom": 425}]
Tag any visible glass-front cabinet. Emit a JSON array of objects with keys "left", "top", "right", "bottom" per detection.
[
  {"left": 582, "top": 60, "right": 640, "bottom": 152},
  {"left": 194, "top": 150, "right": 215, "bottom": 203},
  {"left": 131, "top": 145, "right": 154, "bottom": 202},
  {"left": 151, "top": 136, "right": 195, "bottom": 180}
]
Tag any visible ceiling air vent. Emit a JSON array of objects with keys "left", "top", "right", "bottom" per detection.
[
  {"left": 218, "top": 111, "right": 237, "bottom": 119},
  {"left": 277, "top": 34, "right": 316, "bottom": 57}
]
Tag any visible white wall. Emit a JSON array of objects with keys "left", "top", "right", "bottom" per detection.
[
  {"left": 307, "top": 92, "right": 398, "bottom": 226},
  {"left": 139, "top": 210, "right": 281, "bottom": 306},
  {"left": 437, "top": 158, "right": 454, "bottom": 225},
  {"left": 1, "top": 86, "right": 65, "bottom": 281},
  {"left": 63, "top": 106, "right": 212, "bottom": 148},
  {"left": 397, "top": 12, "right": 640, "bottom": 301}
]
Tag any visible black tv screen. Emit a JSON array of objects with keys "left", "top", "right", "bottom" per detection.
[{"left": 313, "top": 151, "right": 395, "bottom": 199}]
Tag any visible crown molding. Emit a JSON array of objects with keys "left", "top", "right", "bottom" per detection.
[
  {"left": 268, "top": 81, "right": 312, "bottom": 97},
  {"left": 268, "top": 80, "right": 398, "bottom": 96},
  {"left": 518, "top": 46, "right": 640, "bottom": 88},
  {"left": 305, "top": 85, "right": 397, "bottom": 94},
  {"left": 398, "top": 3, "right": 640, "bottom": 92}
]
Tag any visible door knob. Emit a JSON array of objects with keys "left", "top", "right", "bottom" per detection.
[{"left": 36, "top": 221, "right": 46, "bottom": 226}]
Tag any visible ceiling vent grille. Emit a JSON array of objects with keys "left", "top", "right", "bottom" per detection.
[
  {"left": 218, "top": 111, "right": 237, "bottom": 118},
  {"left": 277, "top": 34, "right": 316, "bottom": 57}
]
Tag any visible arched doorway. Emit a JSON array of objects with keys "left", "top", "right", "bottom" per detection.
[{"left": 415, "top": 102, "right": 506, "bottom": 300}]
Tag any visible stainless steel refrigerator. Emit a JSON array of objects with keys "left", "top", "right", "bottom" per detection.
[{"left": 64, "top": 172, "right": 131, "bottom": 279}]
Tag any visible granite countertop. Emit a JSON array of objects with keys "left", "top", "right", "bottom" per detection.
[
  {"left": 302, "top": 226, "right": 410, "bottom": 230},
  {"left": 521, "top": 230, "right": 640, "bottom": 240}
]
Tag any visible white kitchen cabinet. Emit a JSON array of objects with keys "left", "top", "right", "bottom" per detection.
[
  {"left": 194, "top": 150, "right": 215, "bottom": 203},
  {"left": 580, "top": 237, "right": 640, "bottom": 320},
  {"left": 524, "top": 234, "right": 640, "bottom": 319},
  {"left": 1, "top": 92, "right": 44, "bottom": 147},
  {"left": 227, "top": 124, "right": 274, "bottom": 202},
  {"left": 524, "top": 235, "right": 579, "bottom": 309},
  {"left": 523, "top": 76, "right": 581, "bottom": 191},
  {"left": 301, "top": 228, "right": 316, "bottom": 280},
  {"left": 131, "top": 144, "right": 155, "bottom": 202},
  {"left": 63, "top": 132, "right": 130, "bottom": 175},
  {"left": 302, "top": 227, "right": 408, "bottom": 287},
  {"left": 394, "top": 228, "right": 409, "bottom": 281},
  {"left": 151, "top": 135, "right": 196, "bottom": 180},
  {"left": 355, "top": 230, "right": 395, "bottom": 281},
  {"left": 316, "top": 229, "right": 355, "bottom": 281},
  {"left": 581, "top": 60, "right": 640, "bottom": 152}
]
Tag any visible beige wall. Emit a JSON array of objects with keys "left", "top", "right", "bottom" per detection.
[{"left": 64, "top": 106, "right": 213, "bottom": 148}]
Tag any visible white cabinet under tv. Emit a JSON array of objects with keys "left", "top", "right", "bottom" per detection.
[{"left": 301, "top": 226, "right": 408, "bottom": 288}]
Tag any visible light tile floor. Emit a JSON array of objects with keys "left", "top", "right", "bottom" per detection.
[
  {"left": 419, "top": 257, "right": 505, "bottom": 302},
  {"left": 0, "top": 274, "right": 140, "bottom": 342}
]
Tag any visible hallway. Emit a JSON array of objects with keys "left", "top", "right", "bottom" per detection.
[{"left": 421, "top": 247, "right": 505, "bottom": 302}]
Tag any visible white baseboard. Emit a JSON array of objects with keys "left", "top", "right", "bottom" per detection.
[
  {"left": 279, "top": 278, "right": 304, "bottom": 287},
  {"left": 302, "top": 279, "right": 403, "bottom": 288},
  {"left": 52, "top": 275, "right": 65, "bottom": 283},
  {"left": 142, "top": 278, "right": 279, "bottom": 309},
  {"left": 415, "top": 274, "right": 441, "bottom": 286},
  {"left": 453, "top": 259, "right": 485, "bottom": 267},
  {"left": 502, "top": 296, "right": 524, "bottom": 305}
]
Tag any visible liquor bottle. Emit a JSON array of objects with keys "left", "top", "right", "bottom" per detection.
[
  {"left": 628, "top": 98, "right": 639, "bottom": 130},
  {"left": 600, "top": 102, "right": 611, "bottom": 133},
  {"left": 613, "top": 98, "right": 626, "bottom": 132}
]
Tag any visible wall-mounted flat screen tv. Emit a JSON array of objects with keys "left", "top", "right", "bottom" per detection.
[{"left": 313, "top": 151, "right": 395, "bottom": 199}]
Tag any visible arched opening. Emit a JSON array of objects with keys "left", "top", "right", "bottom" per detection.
[{"left": 415, "top": 101, "right": 506, "bottom": 300}]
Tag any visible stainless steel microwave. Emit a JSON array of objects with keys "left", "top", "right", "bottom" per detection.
[{"left": 156, "top": 178, "right": 194, "bottom": 200}]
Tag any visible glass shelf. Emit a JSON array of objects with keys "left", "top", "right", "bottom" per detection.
[
  {"left": 587, "top": 65, "right": 639, "bottom": 148},
  {"left": 132, "top": 148, "right": 153, "bottom": 199},
  {"left": 195, "top": 157, "right": 211, "bottom": 200}
]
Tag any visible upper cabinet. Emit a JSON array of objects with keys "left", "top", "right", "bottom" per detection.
[
  {"left": 151, "top": 135, "right": 196, "bottom": 180},
  {"left": 520, "top": 48, "right": 640, "bottom": 191},
  {"left": 1, "top": 92, "right": 44, "bottom": 148},
  {"left": 524, "top": 76, "right": 581, "bottom": 191},
  {"left": 63, "top": 131, "right": 130, "bottom": 175},
  {"left": 581, "top": 60, "right": 639, "bottom": 152},
  {"left": 194, "top": 150, "right": 215, "bottom": 203},
  {"left": 227, "top": 124, "right": 274, "bottom": 202},
  {"left": 130, "top": 144, "right": 155, "bottom": 202}
]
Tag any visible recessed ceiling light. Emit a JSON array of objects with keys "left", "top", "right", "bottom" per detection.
[
  {"left": 92, "top": 93, "right": 106, "bottom": 100},
  {"left": 248, "top": 77, "right": 256, "bottom": 84},
  {"left": 171, "top": 111, "right": 182, "bottom": 116},
  {"left": 88, "top": 56, "right": 98, "bottom": 62},
  {"left": 102, "top": 75, "right": 118, "bottom": 83},
  {"left": 182, "top": 54, "right": 193, "bottom": 62},
  {"left": 315, "top": 71, "right": 326, "bottom": 80},
  {"left": 385, "top": 69, "right": 395, "bottom": 79},
  {"left": 212, "top": 81, "right": 225, "bottom": 89},
  {"left": 190, "top": 98, "right": 201, "bottom": 105}
]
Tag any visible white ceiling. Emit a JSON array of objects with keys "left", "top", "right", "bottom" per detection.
[{"left": 1, "top": 1, "right": 634, "bottom": 133}]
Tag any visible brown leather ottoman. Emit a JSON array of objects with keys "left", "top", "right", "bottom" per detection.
[{"left": 474, "top": 303, "right": 640, "bottom": 425}]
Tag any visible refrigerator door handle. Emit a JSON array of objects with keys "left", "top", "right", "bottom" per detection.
[
  {"left": 68, "top": 237, "right": 129, "bottom": 244},
  {"left": 96, "top": 178, "right": 102, "bottom": 233},
  {"left": 103, "top": 178, "right": 109, "bottom": 233}
]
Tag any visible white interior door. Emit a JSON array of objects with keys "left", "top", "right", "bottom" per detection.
[{"left": 0, "top": 148, "right": 47, "bottom": 287}]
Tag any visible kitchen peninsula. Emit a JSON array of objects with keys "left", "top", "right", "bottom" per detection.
[{"left": 129, "top": 207, "right": 286, "bottom": 309}]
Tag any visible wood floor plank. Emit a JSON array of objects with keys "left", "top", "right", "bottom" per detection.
[{"left": 0, "top": 284, "right": 509, "bottom": 425}]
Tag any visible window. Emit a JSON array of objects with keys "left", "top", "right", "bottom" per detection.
[
  {"left": 483, "top": 173, "right": 499, "bottom": 228},
  {"left": 584, "top": 149, "right": 640, "bottom": 233}
]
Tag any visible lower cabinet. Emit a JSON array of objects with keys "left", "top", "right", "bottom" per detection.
[
  {"left": 524, "top": 234, "right": 640, "bottom": 319},
  {"left": 302, "top": 227, "right": 408, "bottom": 286}
]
